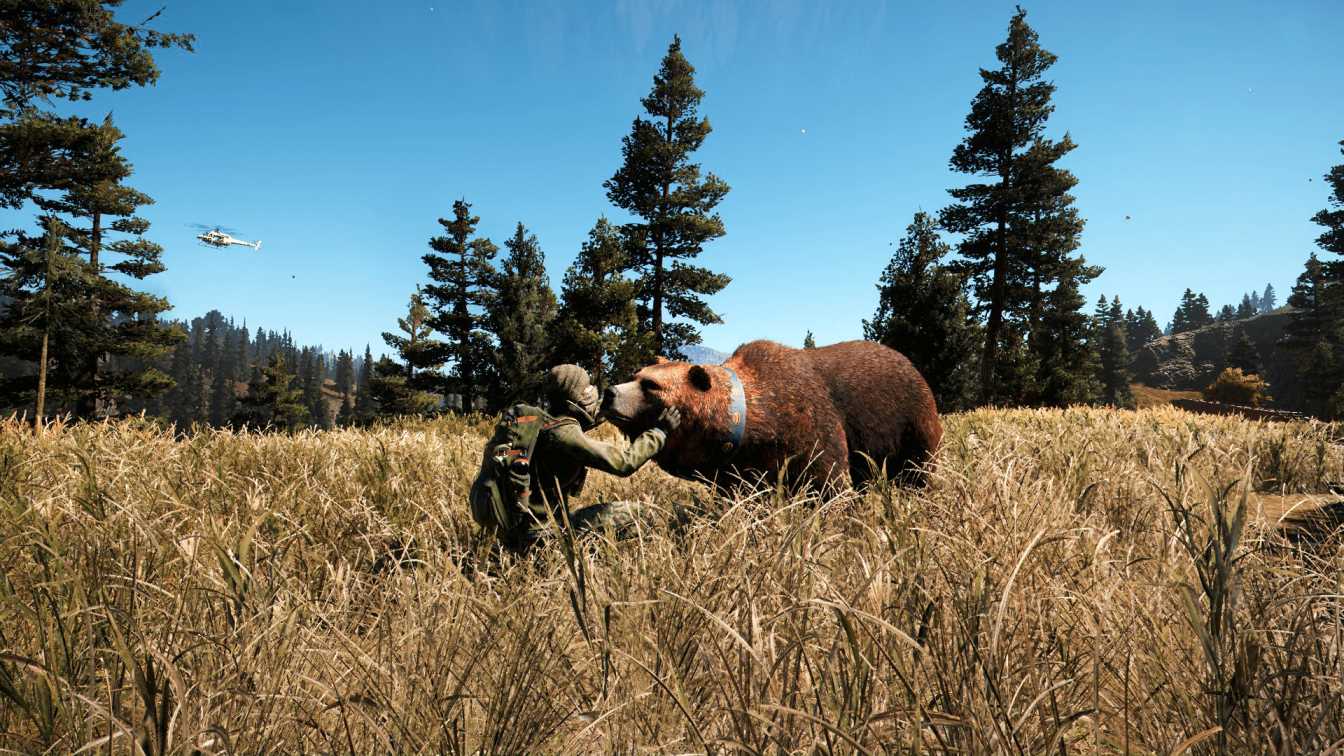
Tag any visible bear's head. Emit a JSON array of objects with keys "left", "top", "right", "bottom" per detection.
[
  {"left": 602, "top": 359, "right": 744, "bottom": 477},
  {"left": 602, "top": 358, "right": 719, "bottom": 436}
]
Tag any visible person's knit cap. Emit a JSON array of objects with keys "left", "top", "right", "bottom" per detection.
[{"left": 546, "top": 364, "right": 591, "bottom": 403}]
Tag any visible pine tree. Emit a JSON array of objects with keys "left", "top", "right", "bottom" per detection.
[
  {"left": 422, "top": 199, "right": 497, "bottom": 413},
  {"left": 1261, "top": 283, "right": 1277, "bottom": 312},
  {"left": 336, "top": 393, "right": 355, "bottom": 427},
  {"left": 1171, "top": 289, "right": 1214, "bottom": 333},
  {"left": 1279, "top": 256, "right": 1333, "bottom": 417},
  {"left": 382, "top": 290, "right": 445, "bottom": 406},
  {"left": 334, "top": 349, "right": 355, "bottom": 398},
  {"left": 367, "top": 356, "right": 440, "bottom": 418},
  {"left": 1236, "top": 294, "right": 1257, "bottom": 319},
  {"left": 209, "top": 324, "right": 237, "bottom": 426},
  {"left": 333, "top": 349, "right": 355, "bottom": 425},
  {"left": 0, "top": 119, "right": 180, "bottom": 418},
  {"left": 490, "top": 223, "right": 557, "bottom": 404},
  {"left": 1195, "top": 294, "right": 1212, "bottom": 327},
  {"left": 551, "top": 217, "right": 645, "bottom": 391},
  {"left": 1124, "top": 307, "right": 1162, "bottom": 353},
  {"left": 40, "top": 117, "right": 180, "bottom": 418},
  {"left": 0, "top": 219, "right": 80, "bottom": 422},
  {"left": 179, "top": 319, "right": 209, "bottom": 426},
  {"left": 0, "top": 2, "right": 193, "bottom": 210},
  {"left": 353, "top": 345, "right": 376, "bottom": 423},
  {"left": 1314, "top": 141, "right": 1344, "bottom": 264},
  {"left": 1093, "top": 295, "right": 1134, "bottom": 408},
  {"left": 803, "top": 331, "right": 816, "bottom": 350},
  {"left": 386, "top": 288, "right": 446, "bottom": 395},
  {"left": 604, "top": 35, "right": 731, "bottom": 360},
  {"left": 1217, "top": 304, "right": 1237, "bottom": 322},
  {"left": 234, "top": 351, "right": 307, "bottom": 431},
  {"left": 301, "top": 347, "right": 326, "bottom": 428},
  {"left": 1031, "top": 276, "right": 1100, "bottom": 407},
  {"left": 1284, "top": 257, "right": 1341, "bottom": 417},
  {"left": 237, "top": 324, "right": 250, "bottom": 375},
  {"left": 940, "top": 7, "right": 1088, "bottom": 404},
  {"left": 1226, "top": 328, "right": 1262, "bottom": 375},
  {"left": 1248, "top": 289, "right": 1262, "bottom": 314},
  {"left": 1283, "top": 140, "right": 1344, "bottom": 417},
  {"left": 863, "top": 211, "right": 982, "bottom": 411},
  {"left": 0, "top": 3, "right": 188, "bottom": 422}
]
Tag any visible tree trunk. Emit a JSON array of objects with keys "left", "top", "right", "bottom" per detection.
[
  {"left": 34, "top": 328, "right": 49, "bottom": 432},
  {"left": 981, "top": 57, "right": 1021, "bottom": 405},
  {"left": 651, "top": 250, "right": 664, "bottom": 356},
  {"left": 650, "top": 113, "right": 674, "bottom": 357},
  {"left": 980, "top": 230, "right": 1007, "bottom": 404},
  {"left": 35, "top": 233, "right": 54, "bottom": 431}
]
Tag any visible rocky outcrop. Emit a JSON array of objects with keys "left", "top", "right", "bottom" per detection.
[{"left": 1131, "top": 309, "right": 1303, "bottom": 408}]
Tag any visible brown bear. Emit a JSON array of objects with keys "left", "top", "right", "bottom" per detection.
[{"left": 601, "top": 339, "right": 942, "bottom": 492}]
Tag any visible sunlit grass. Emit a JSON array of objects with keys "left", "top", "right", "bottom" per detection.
[{"left": 1, "top": 407, "right": 1341, "bottom": 752}]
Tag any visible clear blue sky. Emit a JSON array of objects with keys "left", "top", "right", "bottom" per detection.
[{"left": 19, "top": 0, "right": 1344, "bottom": 357}]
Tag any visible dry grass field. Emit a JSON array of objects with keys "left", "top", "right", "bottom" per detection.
[
  {"left": 1131, "top": 384, "right": 1205, "bottom": 409},
  {"left": 1, "top": 407, "right": 1343, "bottom": 754}
]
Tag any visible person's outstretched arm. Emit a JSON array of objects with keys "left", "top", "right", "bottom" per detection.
[{"left": 551, "top": 408, "right": 681, "bottom": 476}]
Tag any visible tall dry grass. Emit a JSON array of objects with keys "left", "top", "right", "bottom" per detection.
[{"left": 0, "top": 407, "right": 1342, "bottom": 753}]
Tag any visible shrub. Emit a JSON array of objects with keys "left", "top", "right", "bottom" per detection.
[{"left": 1203, "top": 367, "right": 1273, "bottom": 407}]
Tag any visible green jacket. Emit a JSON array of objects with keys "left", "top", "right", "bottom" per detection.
[{"left": 523, "top": 418, "right": 666, "bottom": 518}]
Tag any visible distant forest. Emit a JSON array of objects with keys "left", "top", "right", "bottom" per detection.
[{"left": 3, "top": 3, "right": 1342, "bottom": 430}]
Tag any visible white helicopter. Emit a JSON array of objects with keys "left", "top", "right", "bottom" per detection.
[{"left": 191, "top": 223, "right": 262, "bottom": 251}]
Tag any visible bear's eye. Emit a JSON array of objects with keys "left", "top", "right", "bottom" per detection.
[{"left": 640, "top": 378, "right": 661, "bottom": 393}]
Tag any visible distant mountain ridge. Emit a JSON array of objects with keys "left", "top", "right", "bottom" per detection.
[{"left": 681, "top": 345, "right": 730, "bottom": 364}]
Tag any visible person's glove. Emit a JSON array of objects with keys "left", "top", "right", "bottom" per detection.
[{"left": 656, "top": 406, "right": 682, "bottom": 433}]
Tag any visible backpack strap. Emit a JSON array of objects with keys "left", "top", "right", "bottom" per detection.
[{"left": 542, "top": 415, "right": 579, "bottom": 432}]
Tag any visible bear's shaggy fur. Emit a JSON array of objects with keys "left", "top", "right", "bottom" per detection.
[{"left": 602, "top": 339, "right": 942, "bottom": 492}]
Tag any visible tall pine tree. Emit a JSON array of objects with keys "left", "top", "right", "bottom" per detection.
[
  {"left": 490, "top": 223, "right": 557, "bottom": 404},
  {"left": 940, "top": 7, "right": 1087, "bottom": 404},
  {"left": 604, "top": 35, "right": 730, "bottom": 359},
  {"left": 0, "top": 3, "right": 189, "bottom": 422},
  {"left": 35, "top": 117, "right": 180, "bottom": 418},
  {"left": 422, "top": 199, "right": 498, "bottom": 413},
  {"left": 0, "top": 118, "right": 180, "bottom": 418}
]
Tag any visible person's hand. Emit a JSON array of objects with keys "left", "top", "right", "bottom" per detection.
[{"left": 657, "top": 406, "right": 682, "bottom": 433}]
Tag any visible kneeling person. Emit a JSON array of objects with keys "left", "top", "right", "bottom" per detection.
[{"left": 469, "top": 364, "right": 679, "bottom": 552}]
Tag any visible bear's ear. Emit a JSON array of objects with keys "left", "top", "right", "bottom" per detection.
[{"left": 688, "top": 365, "right": 712, "bottom": 392}]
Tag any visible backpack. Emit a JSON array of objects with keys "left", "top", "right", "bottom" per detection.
[{"left": 469, "top": 404, "right": 569, "bottom": 531}]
